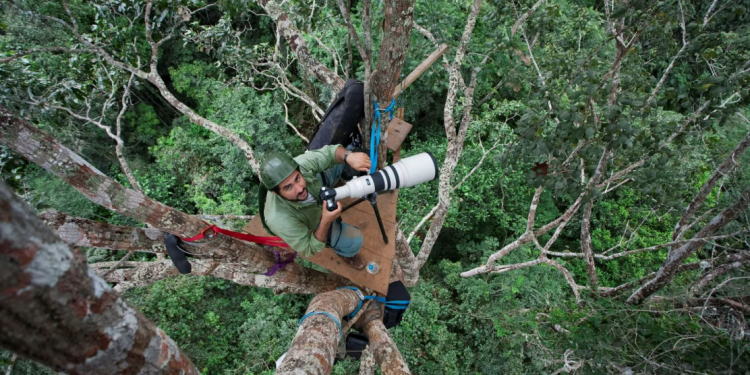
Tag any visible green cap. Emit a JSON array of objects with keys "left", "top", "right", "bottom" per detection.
[{"left": 260, "top": 152, "right": 299, "bottom": 189}]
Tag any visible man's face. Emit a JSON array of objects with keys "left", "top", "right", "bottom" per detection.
[{"left": 276, "top": 169, "right": 309, "bottom": 201}]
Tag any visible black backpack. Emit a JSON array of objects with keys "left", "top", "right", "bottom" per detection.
[
  {"left": 382, "top": 281, "right": 411, "bottom": 329},
  {"left": 308, "top": 79, "right": 365, "bottom": 151}
]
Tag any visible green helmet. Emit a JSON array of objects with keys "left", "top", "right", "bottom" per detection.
[{"left": 260, "top": 152, "right": 299, "bottom": 189}]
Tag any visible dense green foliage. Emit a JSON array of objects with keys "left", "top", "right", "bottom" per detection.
[{"left": 2, "top": 0, "right": 750, "bottom": 373}]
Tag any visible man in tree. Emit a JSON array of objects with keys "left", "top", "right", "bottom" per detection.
[{"left": 260, "top": 144, "right": 372, "bottom": 269}]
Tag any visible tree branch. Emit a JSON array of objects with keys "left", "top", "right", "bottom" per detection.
[
  {"left": 691, "top": 252, "right": 750, "bottom": 293},
  {"left": 283, "top": 102, "right": 310, "bottom": 143},
  {"left": 363, "top": 319, "right": 411, "bottom": 374},
  {"left": 412, "top": 0, "right": 484, "bottom": 273},
  {"left": 645, "top": 0, "right": 689, "bottom": 107},
  {"left": 258, "top": 0, "right": 345, "bottom": 91},
  {"left": 627, "top": 186, "right": 750, "bottom": 304},
  {"left": 511, "top": 0, "right": 547, "bottom": 36},
  {"left": 1, "top": 109, "right": 351, "bottom": 292},
  {"left": 580, "top": 146, "right": 611, "bottom": 290},
  {"left": 672, "top": 126, "right": 750, "bottom": 241},
  {"left": 597, "top": 100, "right": 711, "bottom": 189}
]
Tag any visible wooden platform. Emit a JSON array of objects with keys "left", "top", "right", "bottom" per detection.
[{"left": 242, "top": 191, "right": 398, "bottom": 294}]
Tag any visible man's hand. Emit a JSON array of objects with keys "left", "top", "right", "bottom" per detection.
[
  {"left": 321, "top": 200, "right": 342, "bottom": 223},
  {"left": 315, "top": 201, "right": 342, "bottom": 243},
  {"left": 346, "top": 152, "right": 372, "bottom": 172}
]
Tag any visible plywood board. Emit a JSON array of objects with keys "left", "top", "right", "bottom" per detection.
[
  {"left": 386, "top": 118, "right": 413, "bottom": 151},
  {"left": 242, "top": 190, "right": 399, "bottom": 295}
]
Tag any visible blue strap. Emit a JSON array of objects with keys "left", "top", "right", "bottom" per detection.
[
  {"left": 338, "top": 286, "right": 365, "bottom": 320},
  {"left": 336, "top": 287, "right": 410, "bottom": 321},
  {"left": 364, "top": 296, "right": 386, "bottom": 303},
  {"left": 369, "top": 100, "right": 396, "bottom": 174},
  {"left": 385, "top": 300, "right": 410, "bottom": 310},
  {"left": 299, "top": 311, "right": 342, "bottom": 338}
]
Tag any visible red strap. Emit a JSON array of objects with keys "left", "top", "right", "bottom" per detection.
[{"left": 182, "top": 225, "right": 290, "bottom": 248}]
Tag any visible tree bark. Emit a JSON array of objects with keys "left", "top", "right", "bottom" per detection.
[
  {"left": 0, "top": 105, "right": 205, "bottom": 238},
  {"left": 90, "top": 259, "right": 344, "bottom": 294},
  {"left": 277, "top": 289, "right": 360, "bottom": 375},
  {"left": 359, "top": 346, "right": 376, "bottom": 375},
  {"left": 371, "top": 0, "right": 415, "bottom": 102},
  {"left": 363, "top": 319, "right": 411, "bottom": 374},
  {"left": 0, "top": 180, "right": 199, "bottom": 375},
  {"left": 627, "top": 187, "right": 750, "bottom": 304},
  {"left": 0, "top": 105, "right": 352, "bottom": 292}
]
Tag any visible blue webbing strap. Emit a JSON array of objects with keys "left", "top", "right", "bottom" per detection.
[
  {"left": 338, "top": 286, "right": 365, "bottom": 320},
  {"left": 369, "top": 100, "right": 396, "bottom": 174},
  {"left": 298, "top": 311, "right": 342, "bottom": 338},
  {"left": 336, "top": 287, "right": 411, "bottom": 320},
  {"left": 384, "top": 300, "right": 410, "bottom": 310}
]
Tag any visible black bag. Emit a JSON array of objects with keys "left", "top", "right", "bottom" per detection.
[
  {"left": 382, "top": 281, "right": 411, "bottom": 329},
  {"left": 308, "top": 79, "right": 364, "bottom": 151},
  {"left": 345, "top": 332, "right": 369, "bottom": 359}
]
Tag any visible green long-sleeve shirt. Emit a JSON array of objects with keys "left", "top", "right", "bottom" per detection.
[{"left": 263, "top": 144, "right": 341, "bottom": 257}]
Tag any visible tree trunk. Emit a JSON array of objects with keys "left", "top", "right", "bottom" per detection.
[
  {"left": 580, "top": 147, "right": 611, "bottom": 291},
  {"left": 371, "top": 0, "right": 415, "bottom": 102},
  {"left": 277, "top": 289, "right": 360, "bottom": 374},
  {"left": 0, "top": 180, "right": 199, "bottom": 375},
  {"left": 363, "top": 319, "right": 411, "bottom": 374},
  {"left": 627, "top": 187, "right": 750, "bottom": 304},
  {"left": 371, "top": 0, "right": 415, "bottom": 168}
]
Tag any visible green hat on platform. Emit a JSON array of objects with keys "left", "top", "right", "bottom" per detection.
[{"left": 260, "top": 152, "right": 299, "bottom": 189}]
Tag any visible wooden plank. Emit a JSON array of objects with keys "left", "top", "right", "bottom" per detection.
[
  {"left": 392, "top": 43, "right": 448, "bottom": 98},
  {"left": 394, "top": 107, "right": 405, "bottom": 162},
  {"left": 385, "top": 117, "right": 413, "bottom": 151}
]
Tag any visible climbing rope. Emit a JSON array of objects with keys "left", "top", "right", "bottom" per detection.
[{"left": 369, "top": 99, "right": 396, "bottom": 174}]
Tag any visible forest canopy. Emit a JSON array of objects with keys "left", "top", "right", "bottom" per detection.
[{"left": 1, "top": 0, "right": 749, "bottom": 373}]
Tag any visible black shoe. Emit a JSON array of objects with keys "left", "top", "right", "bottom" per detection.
[{"left": 164, "top": 234, "right": 191, "bottom": 274}]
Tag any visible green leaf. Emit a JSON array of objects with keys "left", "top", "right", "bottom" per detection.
[{"left": 585, "top": 127, "right": 595, "bottom": 138}]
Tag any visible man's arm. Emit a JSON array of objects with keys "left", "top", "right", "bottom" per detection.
[
  {"left": 334, "top": 146, "right": 371, "bottom": 172},
  {"left": 296, "top": 145, "right": 372, "bottom": 175}
]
